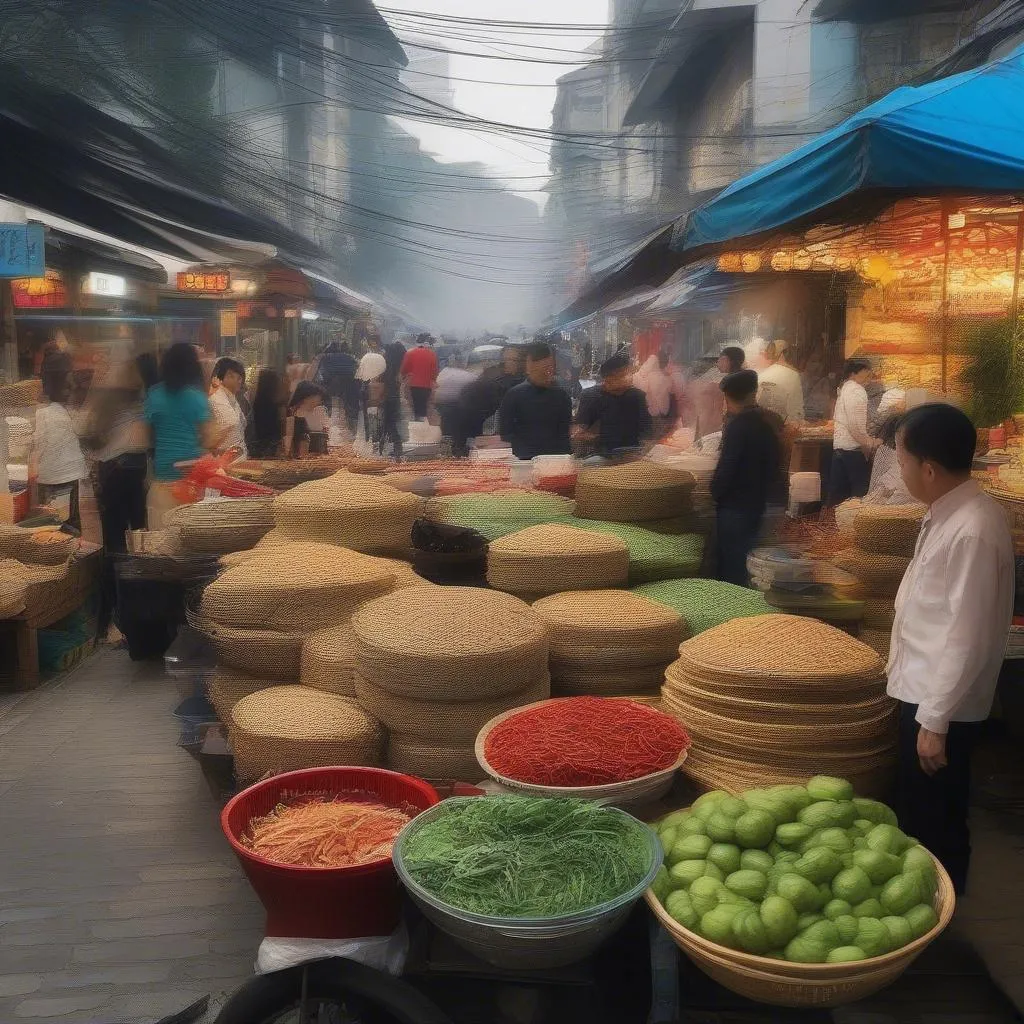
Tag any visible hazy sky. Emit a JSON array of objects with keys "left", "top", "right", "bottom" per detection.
[{"left": 380, "top": 0, "right": 608, "bottom": 206}]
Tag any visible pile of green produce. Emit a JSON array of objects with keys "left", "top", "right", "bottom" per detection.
[
  {"left": 399, "top": 796, "right": 654, "bottom": 918},
  {"left": 650, "top": 776, "right": 941, "bottom": 963},
  {"left": 634, "top": 578, "right": 773, "bottom": 635}
]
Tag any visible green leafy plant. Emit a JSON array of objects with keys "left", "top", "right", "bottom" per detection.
[{"left": 956, "top": 318, "right": 1024, "bottom": 428}]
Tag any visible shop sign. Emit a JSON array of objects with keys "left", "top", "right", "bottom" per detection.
[
  {"left": 84, "top": 271, "right": 127, "bottom": 297},
  {"left": 0, "top": 223, "right": 44, "bottom": 278},
  {"left": 10, "top": 272, "right": 67, "bottom": 309},
  {"left": 177, "top": 270, "right": 230, "bottom": 293}
]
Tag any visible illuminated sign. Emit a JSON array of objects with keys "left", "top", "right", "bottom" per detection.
[
  {"left": 84, "top": 272, "right": 127, "bottom": 297},
  {"left": 177, "top": 270, "right": 230, "bottom": 293},
  {"left": 10, "top": 272, "right": 67, "bottom": 309}
]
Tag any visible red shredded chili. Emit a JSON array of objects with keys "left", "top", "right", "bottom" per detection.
[{"left": 483, "top": 697, "right": 691, "bottom": 787}]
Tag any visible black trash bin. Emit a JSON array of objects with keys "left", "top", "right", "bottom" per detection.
[{"left": 410, "top": 519, "right": 489, "bottom": 586}]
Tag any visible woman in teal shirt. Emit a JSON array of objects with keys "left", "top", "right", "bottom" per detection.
[{"left": 144, "top": 343, "right": 213, "bottom": 526}]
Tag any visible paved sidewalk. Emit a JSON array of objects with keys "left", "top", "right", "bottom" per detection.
[{"left": 0, "top": 647, "right": 263, "bottom": 1023}]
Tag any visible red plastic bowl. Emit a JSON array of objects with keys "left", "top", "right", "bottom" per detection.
[{"left": 221, "top": 766, "right": 439, "bottom": 939}]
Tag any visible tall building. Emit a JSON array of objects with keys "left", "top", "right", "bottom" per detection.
[{"left": 400, "top": 37, "right": 457, "bottom": 110}]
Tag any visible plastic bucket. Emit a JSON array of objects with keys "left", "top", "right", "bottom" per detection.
[{"left": 222, "top": 767, "right": 439, "bottom": 939}]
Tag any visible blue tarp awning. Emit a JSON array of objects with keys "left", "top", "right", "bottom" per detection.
[{"left": 674, "top": 43, "right": 1024, "bottom": 255}]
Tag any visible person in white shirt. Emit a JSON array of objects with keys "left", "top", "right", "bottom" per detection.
[
  {"left": 828, "top": 358, "right": 879, "bottom": 506},
  {"left": 888, "top": 403, "right": 1014, "bottom": 893},
  {"left": 757, "top": 339, "right": 804, "bottom": 424},
  {"left": 356, "top": 331, "right": 387, "bottom": 443},
  {"left": 33, "top": 350, "right": 87, "bottom": 530},
  {"left": 209, "top": 357, "right": 248, "bottom": 459}
]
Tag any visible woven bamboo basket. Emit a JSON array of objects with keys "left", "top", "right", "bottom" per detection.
[
  {"left": 575, "top": 462, "right": 695, "bottom": 523},
  {"left": 673, "top": 614, "right": 884, "bottom": 688},
  {"left": 853, "top": 504, "right": 926, "bottom": 557},
  {"left": 681, "top": 745, "right": 897, "bottom": 800},
  {"left": 989, "top": 486, "right": 1024, "bottom": 531},
  {"left": 532, "top": 590, "right": 686, "bottom": 646},
  {"left": 0, "top": 377, "right": 43, "bottom": 407},
  {"left": 664, "top": 661, "right": 883, "bottom": 705},
  {"left": 207, "top": 667, "right": 276, "bottom": 727},
  {"left": 355, "top": 672, "right": 550, "bottom": 742},
  {"left": 646, "top": 848, "right": 953, "bottom": 1007},
  {"left": 425, "top": 491, "right": 576, "bottom": 534},
  {"left": 386, "top": 733, "right": 482, "bottom": 782},
  {"left": 486, "top": 525, "right": 630, "bottom": 597},
  {"left": 300, "top": 624, "right": 361, "bottom": 696},
  {"left": 230, "top": 686, "right": 384, "bottom": 784},
  {"left": 861, "top": 628, "right": 893, "bottom": 661},
  {"left": 0, "top": 578, "right": 26, "bottom": 618},
  {"left": 862, "top": 598, "right": 896, "bottom": 630},
  {"left": 190, "top": 610, "right": 305, "bottom": 679},
  {"left": 552, "top": 663, "right": 666, "bottom": 697},
  {"left": 550, "top": 642, "right": 683, "bottom": 671},
  {"left": 0, "top": 526, "right": 77, "bottom": 565},
  {"left": 474, "top": 697, "right": 688, "bottom": 805},
  {"left": 834, "top": 548, "right": 910, "bottom": 597},
  {"left": 273, "top": 478, "right": 421, "bottom": 555},
  {"left": 163, "top": 498, "right": 274, "bottom": 555},
  {"left": 559, "top": 519, "right": 703, "bottom": 584},
  {"left": 352, "top": 586, "right": 549, "bottom": 699},
  {"left": 200, "top": 542, "right": 395, "bottom": 632},
  {"left": 0, "top": 558, "right": 72, "bottom": 623}
]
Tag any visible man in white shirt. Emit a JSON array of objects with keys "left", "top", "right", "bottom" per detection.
[
  {"left": 828, "top": 359, "right": 878, "bottom": 505},
  {"left": 889, "top": 403, "right": 1014, "bottom": 893},
  {"left": 209, "top": 357, "right": 247, "bottom": 459},
  {"left": 757, "top": 339, "right": 803, "bottom": 424}
]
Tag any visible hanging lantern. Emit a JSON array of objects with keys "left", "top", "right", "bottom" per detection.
[
  {"left": 718, "top": 253, "right": 743, "bottom": 273},
  {"left": 741, "top": 252, "right": 762, "bottom": 273},
  {"left": 770, "top": 250, "right": 794, "bottom": 272}
]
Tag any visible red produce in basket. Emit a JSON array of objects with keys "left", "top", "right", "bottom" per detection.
[{"left": 171, "top": 453, "right": 275, "bottom": 503}]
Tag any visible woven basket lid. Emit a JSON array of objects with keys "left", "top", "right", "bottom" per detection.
[
  {"left": 0, "top": 578, "right": 26, "bottom": 618},
  {"left": 862, "top": 598, "right": 896, "bottom": 629},
  {"left": 487, "top": 525, "right": 630, "bottom": 594},
  {"left": 853, "top": 503, "right": 925, "bottom": 556},
  {"left": 232, "top": 685, "right": 382, "bottom": 744},
  {"left": 576, "top": 462, "right": 695, "bottom": 521},
  {"left": 860, "top": 627, "right": 893, "bottom": 658},
  {"left": 559, "top": 519, "right": 703, "bottom": 583},
  {"left": 208, "top": 667, "right": 276, "bottom": 725},
  {"left": 532, "top": 590, "right": 685, "bottom": 645},
  {"left": 427, "top": 490, "right": 576, "bottom": 525},
  {"left": 201, "top": 619, "right": 305, "bottom": 678},
  {"left": 552, "top": 662, "right": 666, "bottom": 696},
  {"left": 675, "top": 613, "right": 884, "bottom": 684},
  {"left": 0, "top": 525, "right": 77, "bottom": 565},
  {"left": 200, "top": 542, "right": 395, "bottom": 631},
  {"left": 355, "top": 672, "right": 550, "bottom": 742},
  {"left": 352, "top": 585, "right": 548, "bottom": 696}
]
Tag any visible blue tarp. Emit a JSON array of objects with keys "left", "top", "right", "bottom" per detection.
[{"left": 675, "top": 44, "right": 1024, "bottom": 254}]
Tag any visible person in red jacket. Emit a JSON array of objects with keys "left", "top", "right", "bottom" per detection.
[{"left": 400, "top": 334, "right": 439, "bottom": 421}]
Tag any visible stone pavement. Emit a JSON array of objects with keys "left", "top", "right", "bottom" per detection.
[
  {"left": 0, "top": 647, "right": 264, "bottom": 1023},
  {"left": 1, "top": 646, "right": 1023, "bottom": 1024}
]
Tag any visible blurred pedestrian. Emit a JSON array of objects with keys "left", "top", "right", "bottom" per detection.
[
  {"left": 401, "top": 334, "right": 439, "bottom": 421},
  {"left": 249, "top": 369, "right": 287, "bottom": 458},
  {"left": 356, "top": 329, "right": 387, "bottom": 442},
  {"left": 828, "top": 358, "right": 878, "bottom": 506},
  {"left": 144, "top": 342, "right": 213, "bottom": 527},
  {"left": 34, "top": 350, "right": 86, "bottom": 530},
  {"left": 209, "top": 357, "right": 248, "bottom": 459},
  {"left": 434, "top": 353, "right": 476, "bottom": 457},
  {"left": 316, "top": 342, "right": 359, "bottom": 434},
  {"left": 499, "top": 342, "right": 572, "bottom": 460},
  {"left": 757, "top": 339, "right": 804, "bottom": 423},
  {"left": 634, "top": 349, "right": 677, "bottom": 439},
  {"left": 284, "top": 382, "right": 328, "bottom": 459},
  {"left": 574, "top": 350, "right": 652, "bottom": 455},
  {"left": 711, "top": 369, "right": 782, "bottom": 586}
]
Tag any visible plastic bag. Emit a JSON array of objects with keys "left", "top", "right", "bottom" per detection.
[{"left": 256, "top": 922, "right": 409, "bottom": 976}]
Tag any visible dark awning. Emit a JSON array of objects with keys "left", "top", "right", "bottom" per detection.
[
  {"left": 623, "top": 5, "right": 755, "bottom": 127},
  {"left": 811, "top": 0, "right": 965, "bottom": 22}
]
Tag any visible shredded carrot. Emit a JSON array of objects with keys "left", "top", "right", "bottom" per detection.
[{"left": 242, "top": 798, "right": 411, "bottom": 868}]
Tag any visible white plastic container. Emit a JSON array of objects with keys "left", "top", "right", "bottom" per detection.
[
  {"left": 531, "top": 454, "right": 576, "bottom": 479},
  {"left": 509, "top": 460, "right": 533, "bottom": 486},
  {"left": 789, "top": 471, "right": 821, "bottom": 503}
]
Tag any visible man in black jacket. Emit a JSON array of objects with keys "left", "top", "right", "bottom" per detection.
[
  {"left": 498, "top": 341, "right": 572, "bottom": 460},
  {"left": 710, "top": 369, "right": 782, "bottom": 585},
  {"left": 574, "top": 350, "right": 652, "bottom": 455}
]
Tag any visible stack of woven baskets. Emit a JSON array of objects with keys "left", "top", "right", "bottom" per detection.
[
  {"left": 575, "top": 462, "right": 695, "bottom": 534},
  {"left": 273, "top": 473, "right": 421, "bottom": 556},
  {"left": 633, "top": 578, "right": 773, "bottom": 636},
  {"left": 196, "top": 541, "right": 403, "bottom": 782},
  {"left": 486, "top": 524, "right": 629, "bottom": 600},
  {"left": 835, "top": 504, "right": 925, "bottom": 659},
  {"left": 163, "top": 498, "right": 274, "bottom": 555},
  {"left": 662, "top": 613, "right": 896, "bottom": 797},
  {"left": 351, "top": 585, "right": 550, "bottom": 780},
  {"left": 532, "top": 590, "right": 686, "bottom": 697}
]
